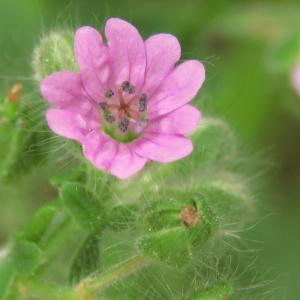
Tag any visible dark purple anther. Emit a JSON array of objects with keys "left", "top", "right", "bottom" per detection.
[
  {"left": 139, "top": 93, "right": 147, "bottom": 112},
  {"left": 105, "top": 115, "right": 115, "bottom": 123},
  {"left": 121, "top": 81, "right": 130, "bottom": 91},
  {"left": 128, "top": 85, "right": 135, "bottom": 94},
  {"left": 105, "top": 89, "right": 114, "bottom": 98},
  {"left": 99, "top": 102, "right": 107, "bottom": 110},
  {"left": 119, "top": 118, "right": 129, "bottom": 132}
]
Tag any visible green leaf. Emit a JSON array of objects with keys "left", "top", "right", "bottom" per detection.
[
  {"left": 60, "top": 183, "right": 106, "bottom": 233},
  {"left": 0, "top": 257, "right": 15, "bottom": 300},
  {"left": 108, "top": 204, "right": 138, "bottom": 230},
  {"left": 21, "top": 203, "right": 59, "bottom": 245},
  {"left": 19, "top": 202, "right": 75, "bottom": 258},
  {"left": 33, "top": 30, "right": 78, "bottom": 81},
  {"left": 69, "top": 235, "right": 100, "bottom": 285},
  {"left": 10, "top": 239, "right": 42, "bottom": 277},
  {"left": 139, "top": 227, "right": 191, "bottom": 268}
]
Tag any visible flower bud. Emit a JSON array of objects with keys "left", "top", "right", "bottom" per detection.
[
  {"left": 33, "top": 30, "right": 78, "bottom": 81},
  {"left": 138, "top": 191, "right": 218, "bottom": 267}
]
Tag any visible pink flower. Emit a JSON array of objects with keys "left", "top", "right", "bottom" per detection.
[
  {"left": 292, "top": 64, "right": 300, "bottom": 97},
  {"left": 41, "top": 18, "right": 205, "bottom": 179}
]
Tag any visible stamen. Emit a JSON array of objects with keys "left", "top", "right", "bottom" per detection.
[
  {"left": 100, "top": 84, "right": 148, "bottom": 142},
  {"left": 105, "top": 89, "right": 114, "bottom": 98},
  {"left": 138, "top": 94, "right": 147, "bottom": 112},
  {"left": 99, "top": 102, "right": 107, "bottom": 110},
  {"left": 119, "top": 117, "right": 129, "bottom": 132},
  {"left": 105, "top": 115, "right": 115, "bottom": 123},
  {"left": 121, "top": 81, "right": 130, "bottom": 91},
  {"left": 127, "top": 94, "right": 139, "bottom": 106},
  {"left": 128, "top": 85, "right": 135, "bottom": 94},
  {"left": 121, "top": 81, "right": 135, "bottom": 94},
  {"left": 107, "top": 104, "right": 121, "bottom": 110},
  {"left": 127, "top": 108, "right": 141, "bottom": 119}
]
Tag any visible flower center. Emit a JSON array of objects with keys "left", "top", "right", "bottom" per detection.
[{"left": 99, "top": 81, "right": 148, "bottom": 143}]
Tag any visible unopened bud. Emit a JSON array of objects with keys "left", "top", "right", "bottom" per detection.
[
  {"left": 138, "top": 191, "right": 218, "bottom": 267},
  {"left": 33, "top": 30, "right": 78, "bottom": 81},
  {"left": 7, "top": 83, "right": 23, "bottom": 103}
]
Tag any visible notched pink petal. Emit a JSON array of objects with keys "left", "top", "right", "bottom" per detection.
[
  {"left": 41, "top": 71, "right": 98, "bottom": 119},
  {"left": 75, "top": 26, "right": 110, "bottom": 100},
  {"left": 147, "top": 105, "right": 201, "bottom": 135},
  {"left": 143, "top": 33, "right": 181, "bottom": 96},
  {"left": 110, "top": 144, "right": 148, "bottom": 179},
  {"left": 134, "top": 133, "right": 193, "bottom": 163},
  {"left": 105, "top": 18, "right": 146, "bottom": 89},
  {"left": 148, "top": 60, "right": 205, "bottom": 118},
  {"left": 74, "top": 26, "right": 106, "bottom": 71},
  {"left": 46, "top": 109, "right": 90, "bottom": 142}
]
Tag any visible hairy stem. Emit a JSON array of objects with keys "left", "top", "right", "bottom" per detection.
[
  {"left": 19, "top": 279, "right": 80, "bottom": 300},
  {"left": 76, "top": 255, "right": 150, "bottom": 298}
]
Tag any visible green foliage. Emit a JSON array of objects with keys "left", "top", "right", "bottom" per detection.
[
  {"left": 268, "top": 31, "right": 300, "bottom": 73},
  {"left": 188, "top": 282, "right": 232, "bottom": 300},
  {"left": 0, "top": 87, "right": 51, "bottom": 184},
  {"left": 140, "top": 191, "right": 218, "bottom": 254},
  {"left": 139, "top": 227, "right": 191, "bottom": 268},
  {"left": 50, "top": 167, "right": 86, "bottom": 189},
  {"left": 0, "top": 6, "right": 289, "bottom": 298},
  {"left": 69, "top": 235, "right": 100, "bottom": 285},
  {"left": 190, "top": 117, "right": 237, "bottom": 167},
  {"left": 0, "top": 258, "right": 15, "bottom": 300},
  {"left": 60, "top": 183, "right": 106, "bottom": 233},
  {"left": 108, "top": 204, "right": 138, "bottom": 230},
  {"left": 21, "top": 203, "right": 59, "bottom": 245},
  {"left": 10, "top": 239, "right": 42, "bottom": 277}
]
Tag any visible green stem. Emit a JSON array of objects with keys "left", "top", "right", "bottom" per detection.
[
  {"left": 19, "top": 279, "right": 80, "bottom": 300},
  {"left": 76, "top": 255, "right": 150, "bottom": 298}
]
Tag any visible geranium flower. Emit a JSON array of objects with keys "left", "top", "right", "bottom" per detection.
[
  {"left": 292, "top": 64, "right": 300, "bottom": 97},
  {"left": 41, "top": 18, "right": 205, "bottom": 179}
]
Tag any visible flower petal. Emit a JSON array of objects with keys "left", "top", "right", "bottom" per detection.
[
  {"left": 83, "top": 131, "right": 118, "bottom": 172},
  {"left": 105, "top": 18, "right": 146, "bottom": 89},
  {"left": 46, "top": 109, "right": 92, "bottom": 142},
  {"left": 134, "top": 133, "right": 193, "bottom": 163},
  {"left": 292, "top": 64, "right": 300, "bottom": 97},
  {"left": 40, "top": 71, "right": 98, "bottom": 119},
  {"left": 147, "top": 105, "right": 201, "bottom": 135},
  {"left": 148, "top": 60, "right": 205, "bottom": 118},
  {"left": 74, "top": 26, "right": 110, "bottom": 100},
  {"left": 143, "top": 34, "right": 181, "bottom": 96},
  {"left": 110, "top": 144, "right": 148, "bottom": 179}
]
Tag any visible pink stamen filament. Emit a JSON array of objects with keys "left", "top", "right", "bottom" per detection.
[
  {"left": 107, "top": 104, "right": 121, "bottom": 110},
  {"left": 127, "top": 108, "right": 141, "bottom": 119},
  {"left": 126, "top": 94, "right": 139, "bottom": 106}
]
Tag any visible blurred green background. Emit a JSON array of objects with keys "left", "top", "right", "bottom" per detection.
[{"left": 1, "top": 0, "right": 300, "bottom": 298}]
